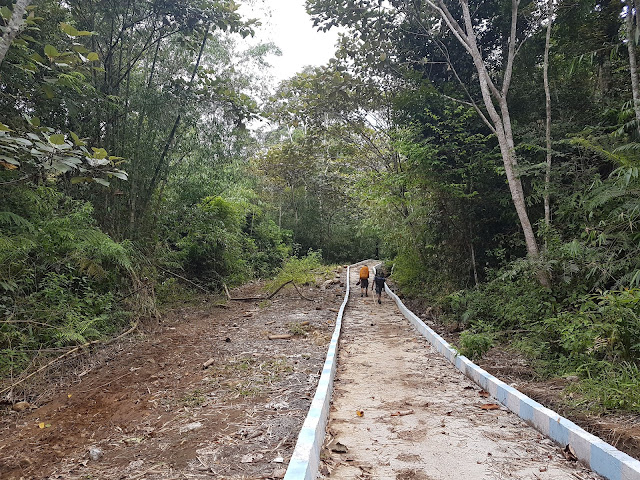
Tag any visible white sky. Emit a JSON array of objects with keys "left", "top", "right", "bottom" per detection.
[{"left": 238, "top": 0, "right": 341, "bottom": 85}]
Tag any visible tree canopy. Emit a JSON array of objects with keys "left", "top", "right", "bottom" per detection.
[{"left": 2, "top": 0, "right": 640, "bottom": 414}]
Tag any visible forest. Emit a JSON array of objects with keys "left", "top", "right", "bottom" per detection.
[{"left": 1, "top": 0, "right": 640, "bottom": 417}]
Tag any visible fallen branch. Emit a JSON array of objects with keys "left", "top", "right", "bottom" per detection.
[
  {"left": 291, "top": 281, "right": 314, "bottom": 301},
  {"left": 0, "top": 341, "right": 99, "bottom": 396},
  {"left": 0, "top": 321, "right": 138, "bottom": 396},
  {"left": 157, "top": 265, "right": 212, "bottom": 294},
  {"left": 268, "top": 334, "right": 293, "bottom": 340}
]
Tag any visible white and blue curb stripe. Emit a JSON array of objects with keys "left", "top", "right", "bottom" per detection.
[
  {"left": 283, "top": 263, "right": 357, "bottom": 480},
  {"left": 385, "top": 283, "right": 640, "bottom": 480}
]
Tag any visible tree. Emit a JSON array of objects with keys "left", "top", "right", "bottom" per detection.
[
  {"left": 308, "top": 0, "right": 552, "bottom": 286},
  {"left": 0, "top": 0, "right": 31, "bottom": 65}
]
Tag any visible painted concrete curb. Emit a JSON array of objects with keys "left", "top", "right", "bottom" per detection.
[
  {"left": 283, "top": 263, "right": 358, "bottom": 480},
  {"left": 385, "top": 284, "right": 640, "bottom": 480}
]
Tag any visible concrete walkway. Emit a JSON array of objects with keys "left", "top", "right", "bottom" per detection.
[{"left": 319, "top": 266, "right": 602, "bottom": 480}]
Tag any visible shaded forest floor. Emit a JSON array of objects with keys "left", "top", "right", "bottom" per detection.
[
  {"left": 0, "top": 274, "right": 345, "bottom": 480},
  {"left": 404, "top": 299, "right": 640, "bottom": 461}
]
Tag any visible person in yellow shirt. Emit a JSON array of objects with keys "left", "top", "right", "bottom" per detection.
[{"left": 357, "top": 265, "right": 369, "bottom": 297}]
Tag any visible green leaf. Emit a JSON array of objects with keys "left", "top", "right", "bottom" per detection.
[
  {"left": 70, "top": 131, "right": 85, "bottom": 146},
  {"left": 60, "top": 22, "right": 80, "bottom": 36},
  {"left": 93, "top": 178, "right": 110, "bottom": 186},
  {"left": 49, "top": 134, "right": 65, "bottom": 145},
  {"left": 0, "top": 122, "right": 12, "bottom": 132},
  {"left": 72, "top": 44, "right": 89, "bottom": 54},
  {"left": 108, "top": 171, "right": 128, "bottom": 180},
  {"left": 71, "top": 176, "right": 92, "bottom": 184},
  {"left": 86, "top": 52, "right": 99, "bottom": 62},
  {"left": 29, "top": 117, "right": 40, "bottom": 127},
  {"left": 51, "top": 161, "right": 72, "bottom": 173},
  {"left": 42, "top": 84, "right": 54, "bottom": 99},
  {"left": 91, "top": 147, "right": 107, "bottom": 159},
  {"left": 30, "top": 52, "right": 45, "bottom": 64},
  {"left": 62, "top": 156, "right": 82, "bottom": 166},
  {"left": 76, "top": 30, "right": 93, "bottom": 36},
  {"left": 0, "top": 6, "right": 11, "bottom": 20},
  {"left": 44, "top": 45, "right": 59, "bottom": 59}
]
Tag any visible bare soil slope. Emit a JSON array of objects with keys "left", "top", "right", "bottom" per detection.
[{"left": 0, "top": 276, "right": 345, "bottom": 480}]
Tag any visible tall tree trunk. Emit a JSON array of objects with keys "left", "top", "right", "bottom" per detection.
[
  {"left": 625, "top": 1, "right": 640, "bottom": 137},
  {"left": 543, "top": 0, "right": 553, "bottom": 228},
  {"left": 0, "top": 0, "right": 32, "bottom": 66},
  {"left": 423, "top": 0, "right": 551, "bottom": 287}
]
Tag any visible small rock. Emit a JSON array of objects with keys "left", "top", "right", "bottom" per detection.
[
  {"left": 126, "top": 459, "right": 145, "bottom": 471},
  {"left": 241, "top": 453, "right": 263, "bottom": 463},
  {"left": 12, "top": 401, "right": 31, "bottom": 412},
  {"left": 179, "top": 421, "right": 203, "bottom": 433},
  {"left": 273, "top": 456, "right": 284, "bottom": 463},
  {"left": 265, "top": 401, "right": 289, "bottom": 410},
  {"left": 224, "top": 337, "right": 231, "bottom": 343},
  {"left": 88, "top": 446, "right": 103, "bottom": 461}
]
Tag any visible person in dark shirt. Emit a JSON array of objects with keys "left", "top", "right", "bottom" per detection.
[{"left": 372, "top": 270, "right": 386, "bottom": 304}]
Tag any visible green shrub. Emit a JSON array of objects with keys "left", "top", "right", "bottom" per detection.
[
  {"left": 568, "top": 362, "right": 640, "bottom": 413},
  {"left": 458, "top": 329, "right": 494, "bottom": 360},
  {"left": 267, "top": 250, "right": 332, "bottom": 290},
  {"left": 0, "top": 185, "right": 135, "bottom": 376}
]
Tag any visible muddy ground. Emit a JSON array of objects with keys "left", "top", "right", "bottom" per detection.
[
  {"left": 403, "top": 298, "right": 640, "bottom": 461},
  {"left": 0, "top": 273, "right": 346, "bottom": 480}
]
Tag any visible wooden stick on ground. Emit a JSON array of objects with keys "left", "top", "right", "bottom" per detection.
[{"left": 268, "top": 334, "right": 293, "bottom": 340}]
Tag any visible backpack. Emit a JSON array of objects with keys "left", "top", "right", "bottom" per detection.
[{"left": 359, "top": 266, "right": 369, "bottom": 279}]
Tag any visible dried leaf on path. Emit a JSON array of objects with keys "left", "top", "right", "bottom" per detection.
[
  {"left": 479, "top": 403, "right": 500, "bottom": 410},
  {"left": 562, "top": 444, "right": 578, "bottom": 461},
  {"left": 355, "top": 410, "right": 364, "bottom": 417},
  {"left": 478, "top": 390, "right": 490, "bottom": 397},
  {"left": 330, "top": 441, "right": 348, "bottom": 453}
]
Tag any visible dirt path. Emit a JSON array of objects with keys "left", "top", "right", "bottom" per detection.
[
  {"left": 320, "top": 266, "right": 604, "bottom": 480},
  {"left": 0, "top": 275, "right": 345, "bottom": 480}
]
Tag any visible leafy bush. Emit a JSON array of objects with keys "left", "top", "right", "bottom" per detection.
[
  {"left": 458, "top": 329, "right": 494, "bottom": 360},
  {"left": 0, "top": 185, "right": 135, "bottom": 376},
  {"left": 267, "top": 249, "right": 332, "bottom": 290},
  {"left": 158, "top": 196, "right": 290, "bottom": 292},
  {"left": 568, "top": 362, "right": 640, "bottom": 413},
  {"left": 535, "top": 289, "right": 640, "bottom": 364}
]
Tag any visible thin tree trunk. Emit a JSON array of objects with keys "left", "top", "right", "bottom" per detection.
[
  {"left": 470, "top": 241, "right": 479, "bottom": 287},
  {"left": 0, "top": 0, "right": 31, "bottom": 66},
  {"left": 543, "top": 0, "right": 553, "bottom": 228},
  {"left": 625, "top": 1, "right": 640, "bottom": 137},
  {"left": 129, "top": 34, "right": 162, "bottom": 236},
  {"left": 138, "top": 26, "right": 209, "bottom": 222}
]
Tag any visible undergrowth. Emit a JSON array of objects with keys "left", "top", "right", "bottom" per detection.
[
  {"left": 0, "top": 185, "right": 138, "bottom": 378},
  {"left": 266, "top": 250, "right": 334, "bottom": 291}
]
